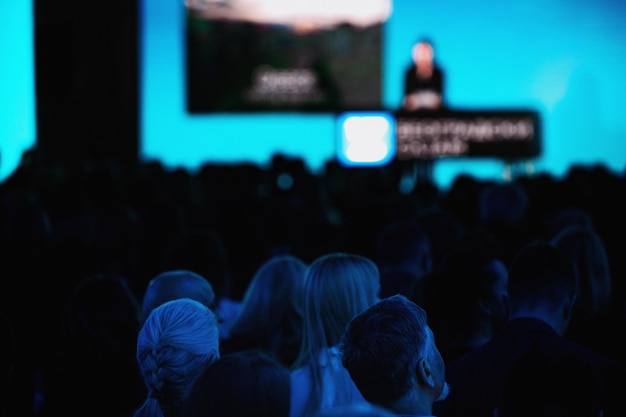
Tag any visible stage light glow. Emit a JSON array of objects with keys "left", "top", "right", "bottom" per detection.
[{"left": 336, "top": 112, "right": 396, "bottom": 167}]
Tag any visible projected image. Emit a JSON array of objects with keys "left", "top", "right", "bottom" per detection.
[{"left": 185, "top": 0, "right": 392, "bottom": 113}]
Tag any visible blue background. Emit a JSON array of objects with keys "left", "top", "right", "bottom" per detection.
[{"left": 0, "top": 2, "right": 35, "bottom": 182}]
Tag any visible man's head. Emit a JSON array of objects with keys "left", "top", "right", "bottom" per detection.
[
  {"left": 375, "top": 220, "right": 432, "bottom": 298},
  {"left": 340, "top": 295, "right": 449, "bottom": 414},
  {"left": 507, "top": 241, "right": 577, "bottom": 335}
]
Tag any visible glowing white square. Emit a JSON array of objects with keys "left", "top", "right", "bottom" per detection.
[{"left": 336, "top": 112, "right": 395, "bottom": 166}]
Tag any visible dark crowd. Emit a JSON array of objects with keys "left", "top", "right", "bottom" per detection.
[{"left": 1, "top": 147, "right": 626, "bottom": 417}]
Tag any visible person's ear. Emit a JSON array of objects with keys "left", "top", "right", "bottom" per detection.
[
  {"left": 416, "top": 358, "right": 436, "bottom": 388},
  {"left": 478, "top": 292, "right": 508, "bottom": 319},
  {"left": 477, "top": 297, "right": 492, "bottom": 316},
  {"left": 562, "top": 291, "right": 577, "bottom": 321},
  {"left": 502, "top": 292, "right": 510, "bottom": 319}
]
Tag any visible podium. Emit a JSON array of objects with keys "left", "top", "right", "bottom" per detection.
[
  {"left": 395, "top": 108, "right": 541, "bottom": 184},
  {"left": 394, "top": 109, "right": 541, "bottom": 161}
]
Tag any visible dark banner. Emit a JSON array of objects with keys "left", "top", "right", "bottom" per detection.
[{"left": 394, "top": 109, "right": 541, "bottom": 160}]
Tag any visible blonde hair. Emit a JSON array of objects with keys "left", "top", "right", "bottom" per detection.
[
  {"left": 292, "top": 252, "right": 380, "bottom": 415},
  {"left": 134, "top": 298, "right": 220, "bottom": 417},
  {"left": 227, "top": 254, "right": 308, "bottom": 365}
]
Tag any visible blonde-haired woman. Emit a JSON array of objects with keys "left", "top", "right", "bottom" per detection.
[
  {"left": 290, "top": 252, "right": 380, "bottom": 417},
  {"left": 133, "top": 298, "right": 220, "bottom": 417}
]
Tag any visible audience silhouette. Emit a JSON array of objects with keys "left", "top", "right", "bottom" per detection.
[
  {"left": 0, "top": 312, "right": 16, "bottom": 417},
  {"left": 494, "top": 346, "right": 605, "bottom": 417},
  {"left": 545, "top": 206, "right": 595, "bottom": 240},
  {"left": 157, "top": 228, "right": 240, "bottom": 338},
  {"left": 412, "top": 230, "right": 509, "bottom": 364},
  {"left": 411, "top": 205, "right": 465, "bottom": 270},
  {"left": 374, "top": 219, "right": 432, "bottom": 299},
  {"left": 42, "top": 273, "right": 146, "bottom": 417},
  {"left": 0, "top": 184, "right": 54, "bottom": 416},
  {"left": 182, "top": 350, "right": 291, "bottom": 417},
  {"left": 477, "top": 181, "right": 535, "bottom": 266},
  {"left": 2, "top": 147, "right": 626, "bottom": 417},
  {"left": 550, "top": 225, "right": 626, "bottom": 364},
  {"left": 435, "top": 241, "right": 626, "bottom": 417}
]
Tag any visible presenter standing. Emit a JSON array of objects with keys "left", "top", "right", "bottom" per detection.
[{"left": 402, "top": 38, "right": 445, "bottom": 111}]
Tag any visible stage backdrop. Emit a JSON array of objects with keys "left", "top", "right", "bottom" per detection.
[
  {"left": 1, "top": 0, "right": 625, "bottom": 187},
  {"left": 139, "top": 0, "right": 626, "bottom": 188}
]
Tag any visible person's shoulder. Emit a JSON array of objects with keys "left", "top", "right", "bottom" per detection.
[
  {"left": 219, "top": 333, "right": 258, "bottom": 355},
  {"left": 395, "top": 413, "right": 437, "bottom": 416},
  {"left": 444, "top": 321, "right": 523, "bottom": 372},
  {"left": 442, "top": 343, "right": 500, "bottom": 389},
  {"left": 502, "top": 317, "right": 558, "bottom": 334},
  {"left": 291, "top": 364, "right": 312, "bottom": 382},
  {"left": 559, "top": 335, "right": 625, "bottom": 369},
  {"left": 290, "top": 365, "right": 312, "bottom": 417}
]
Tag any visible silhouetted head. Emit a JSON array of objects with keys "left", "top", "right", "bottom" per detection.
[
  {"left": 141, "top": 270, "right": 216, "bottom": 322},
  {"left": 551, "top": 225, "right": 612, "bottom": 321},
  {"left": 65, "top": 273, "right": 142, "bottom": 357},
  {"left": 182, "top": 350, "right": 290, "bottom": 417},
  {"left": 479, "top": 182, "right": 529, "bottom": 226},
  {"left": 375, "top": 219, "right": 432, "bottom": 298},
  {"left": 161, "top": 229, "right": 232, "bottom": 298},
  {"left": 426, "top": 240, "right": 509, "bottom": 359},
  {"left": 545, "top": 207, "right": 594, "bottom": 240},
  {"left": 340, "top": 295, "right": 449, "bottom": 414},
  {"left": 507, "top": 241, "right": 577, "bottom": 335}
]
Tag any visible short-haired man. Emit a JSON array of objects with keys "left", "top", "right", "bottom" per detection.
[{"left": 340, "top": 294, "right": 450, "bottom": 416}]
